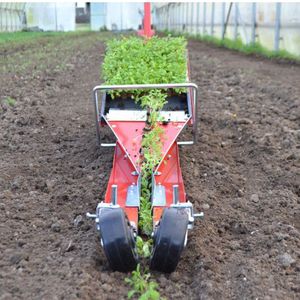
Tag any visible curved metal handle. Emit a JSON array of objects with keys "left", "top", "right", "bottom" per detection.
[{"left": 93, "top": 83, "right": 199, "bottom": 145}]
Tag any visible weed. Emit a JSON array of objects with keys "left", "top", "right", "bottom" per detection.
[
  {"left": 165, "top": 30, "right": 300, "bottom": 62},
  {"left": 4, "top": 97, "right": 16, "bottom": 107},
  {"left": 125, "top": 264, "right": 161, "bottom": 300}
]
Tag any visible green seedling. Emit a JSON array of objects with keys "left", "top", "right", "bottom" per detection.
[
  {"left": 4, "top": 97, "right": 16, "bottom": 107},
  {"left": 136, "top": 236, "right": 153, "bottom": 258},
  {"left": 125, "top": 264, "right": 160, "bottom": 300},
  {"left": 102, "top": 35, "right": 187, "bottom": 99}
]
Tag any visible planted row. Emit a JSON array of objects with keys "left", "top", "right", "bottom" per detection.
[{"left": 102, "top": 35, "right": 188, "bottom": 299}]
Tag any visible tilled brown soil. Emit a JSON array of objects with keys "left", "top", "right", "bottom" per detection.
[{"left": 0, "top": 32, "right": 299, "bottom": 300}]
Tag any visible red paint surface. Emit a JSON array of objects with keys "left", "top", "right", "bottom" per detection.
[
  {"left": 104, "top": 141, "right": 139, "bottom": 226},
  {"left": 153, "top": 142, "right": 186, "bottom": 223},
  {"left": 138, "top": 2, "right": 155, "bottom": 38},
  {"left": 101, "top": 61, "right": 196, "bottom": 228},
  {"left": 107, "top": 120, "right": 189, "bottom": 171}
]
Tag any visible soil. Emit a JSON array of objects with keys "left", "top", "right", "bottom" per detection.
[{"left": 0, "top": 33, "right": 299, "bottom": 300}]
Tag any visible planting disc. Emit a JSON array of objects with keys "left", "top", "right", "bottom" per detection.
[
  {"left": 150, "top": 207, "right": 189, "bottom": 273},
  {"left": 99, "top": 208, "right": 138, "bottom": 272}
]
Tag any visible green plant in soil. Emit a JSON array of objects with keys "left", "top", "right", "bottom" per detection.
[
  {"left": 3, "top": 97, "right": 16, "bottom": 107},
  {"left": 139, "top": 125, "right": 164, "bottom": 235},
  {"left": 136, "top": 236, "right": 152, "bottom": 258},
  {"left": 125, "top": 264, "right": 160, "bottom": 300}
]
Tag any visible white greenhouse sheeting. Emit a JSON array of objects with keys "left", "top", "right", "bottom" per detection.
[
  {"left": 25, "top": 2, "right": 75, "bottom": 31},
  {"left": 154, "top": 2, "right": 300, "bottom": 57},
  {"left": 0, "top": 2, "right": 26, "bottom": 32},
  {"left": 1, "top": 2, "right": 144, "bottom": 32},
  {"left": 90, "top": 3, "right": 106, "bottom": 31},
  {"left": 106, "top": 2, "right": 143, "bottom": 31},
  {"left": 90, "top": 2, "right": 143, "bottom": 31}
]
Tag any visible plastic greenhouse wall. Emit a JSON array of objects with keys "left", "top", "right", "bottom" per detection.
[
  {"left": 0, "top": 2, "right": 75, "bottom": 32},
  {"left": 153, "top": 2, "right": 300, "bottom": 57},
  {"left": 25, "top": 3, "right": 75, "bottom": 32},
  {"left": 0, "top": 2, "right": 26, "bottom": 32}
]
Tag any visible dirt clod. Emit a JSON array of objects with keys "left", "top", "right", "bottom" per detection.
[
  {"left": 277, "top": 253, "right": 296, "bottom": 268},
  {"left": 51, "top": 223, "right": 61, "bottom": 233},
  {"left": 74, "top": 215, "right": 84, "bottom": 227}
]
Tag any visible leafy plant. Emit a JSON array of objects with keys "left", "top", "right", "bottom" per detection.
[
  {"left": 139, "top": 125, "right": 164, "bottom": 235},
  {"left": 102, "top": 35, "right": 187, "bottom": 98},
  {"left": 4, "top": 97, "right": 16, "bottom": 107},
  {"left": 136, "top": 236, "right": 153, "bottom": 258},
  {"left": 125, "top": 264, "right": 160, "bottom": 300}
]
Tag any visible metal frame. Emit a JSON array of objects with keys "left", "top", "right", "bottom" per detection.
[
  {"left": 274, "top": 3, "right": 281, "bottom": 52},
  {"left": 93, "top": 83, "right": 198, "bottom": 147}
]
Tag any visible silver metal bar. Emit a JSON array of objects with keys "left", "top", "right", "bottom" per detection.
[
  {"left": 191, "top": 2, "right": 194, "bottom": 34},
  {"left": 100, "top": 143, "right": 116, "bottom": 147},
  {"left": 211, "top": 3, "right": 215, "bottom": 36},
  {"left": 178, "top": 141, "right": 194, "bottom": 145},
  {"left": 173, "top": 185, "right": 179, "bottom": 204},
  {"left": 274, "top": 3, "right": 281, "bottom": 52},
  {"left": 203, "top": 3, "right": 206, "bottom": 35},
  {"left": 194, "top": 212, "right": 204, "bottom": 219},
  {"left": 251, "top": 3, "right": 256, "bottom": 44},
  {"left": 111, "top": 185, "right": 118, "bottom": 205},
  {"left": 93, "top": 89, "right": 101, "bottom": 146},
  {"left": 234, "top": 3, "right": 238, "bottom": 40},
  {"left": 167, "top": 4, "right": 170, "bottom": 31},
  {"left": 93, "top": 83, "right": 198, "bottom": 145},
  {"left": 221, "top": 3, "right": 225, "bottom": 40},
  {"left": 196, "top": 2, "right": 200, "bottom": 36},
  {"left": 181, "top": 2, "right": 184, "bottom": 32},
  {"left": 223, "top": 2, "right": 233, "bottom": 40},
  {"left": 93, "top": 83, "right": 198, "bottom": 92},
  {"left": 186, "top": 2, "right": 189, "bottom": 33},
  {"left": 86, "top": 212, "right": 97, "bottom": 218}
]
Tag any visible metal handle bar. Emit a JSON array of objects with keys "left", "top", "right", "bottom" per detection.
[
  {"left": 93, "top": 83, "right": 198, "bottom": 146},
  {"left": 93, "top": 83, "right": 198, "bottom": 91}
]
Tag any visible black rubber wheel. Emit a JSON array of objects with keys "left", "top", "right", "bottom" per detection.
[
  {"left": 150, "top": 207, "right": 189, "bottom": 273},
  {"left": 99, "top": 208, "right": 138, "bottom": 272}
]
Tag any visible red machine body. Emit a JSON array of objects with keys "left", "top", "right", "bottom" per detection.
[{"left": 101, "top": 84, "right": 195, "bottom": 227}]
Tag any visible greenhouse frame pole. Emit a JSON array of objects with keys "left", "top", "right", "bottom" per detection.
[
  {"left": 234, "top": 3, "right": 238, "bottom": 40},
  {"left": 211, "top": 3, "right": 215, "bottom": 36},
  {"left": 196, "top": 2, "right": 200, "bottom": 36},
  {"left": 186, "top": 2, "right": 189, "bottom": 33},
  {"left": 223, "top": 2, "right": 232, "bottom": 40},
  {"left": 221, "top": 3, "right": 225, "bottom": 40},
  {"left": 251, "top": 3, "right": 256, "bottom": 44},
  {"left": 203, "top": 3, "right": 206, "bottom": 35},
  {"left": 274, "top": 3, "right": 281, "bottom": 52}
]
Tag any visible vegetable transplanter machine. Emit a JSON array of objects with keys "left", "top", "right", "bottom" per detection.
[
  {"left": 87, "top": 13, "right": 203, "bottom": 272},
  {"left": 87, "top": 79, "right": 204, "bottom": 273}
]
